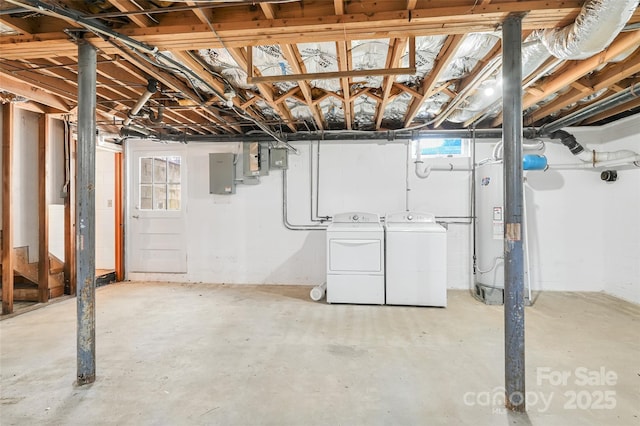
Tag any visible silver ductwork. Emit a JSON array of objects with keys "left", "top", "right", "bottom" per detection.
[
  {"left": 447, "top": 0, "right": 638, "bottom": 125},
  {"left": 539, "top": 0, "right": 639, "bottom": 60}
]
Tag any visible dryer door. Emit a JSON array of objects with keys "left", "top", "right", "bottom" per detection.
[{"left": 328, "top": 238, "right": 382, "bottom": 273}]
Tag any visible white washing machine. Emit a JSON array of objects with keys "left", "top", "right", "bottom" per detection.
[
  {"left": 326, "top": 212, "right": 385, "bottom": 304},
  {"left": 385, "top": 212, "right": 447, "bottom": 307}
]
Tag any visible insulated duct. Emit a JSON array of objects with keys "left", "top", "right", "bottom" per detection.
[
  {"left": 540, "top": 0, "right": 640, "bottom": 60},
  {"left": 448, "top": 0, "right": 638, "bottom": 126}
]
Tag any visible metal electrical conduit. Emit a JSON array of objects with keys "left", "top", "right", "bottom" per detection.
[
  {"left": 283, "top": 149, "right": 475, "bottom": 231},
  {"left": 282, "top": 169, "right": 327, "bottom": 231},
  {"left": 539, "top": 82, "right": 640, "bottom": 135},
  {"left": 309, "top": 140, "right": 331, "bottom": 223}
]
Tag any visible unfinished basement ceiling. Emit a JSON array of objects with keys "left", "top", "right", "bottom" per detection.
[{"left": 0, "top": 0, "right": 639, "bottom": 140}]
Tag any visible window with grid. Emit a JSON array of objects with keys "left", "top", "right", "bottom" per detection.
[{"left": 139, "top": 156, "right": 181, "bottom": 210}]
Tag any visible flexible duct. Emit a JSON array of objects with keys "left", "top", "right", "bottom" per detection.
[
  {"left": 448, "top": 0, "right": 638, "bottom": 125},
  {"left": 540, "top": 0, "right": 639, "bottom": 60},
  {"left": 447, "top": 39, "right": 551, "bottom": 124}
]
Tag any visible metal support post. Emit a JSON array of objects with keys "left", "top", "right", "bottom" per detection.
[
  {"left": 76, "top": 38, "right": 97, "bottom": 386},
  {"left": 502, "top": 13, "right": 526, "bottom": 412}
]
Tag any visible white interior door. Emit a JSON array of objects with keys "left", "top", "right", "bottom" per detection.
[{"left": 127, "top": 147, "right": 187, "bottom": 273}]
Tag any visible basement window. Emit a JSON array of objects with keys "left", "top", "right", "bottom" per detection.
[
  {"left": 412, "top": 138, "right": 469, "bottom": 158},
  {"left": 139, "top": 156, "right": 181, "bottom": 210}
]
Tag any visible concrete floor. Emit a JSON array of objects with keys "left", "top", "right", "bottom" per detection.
[{"left": 0, "top": 283, "right": 638, "bottom": 426}]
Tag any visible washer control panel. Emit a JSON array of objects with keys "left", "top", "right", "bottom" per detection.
[
  {"left": 332, "top": 212, "right": 380, "bottom": 223},
  {"left": 385, "top": 212, "right": 436, "bottom": 223}
]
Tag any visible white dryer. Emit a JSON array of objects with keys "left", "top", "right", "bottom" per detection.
[
  {"left": 326, "top": 212, "right": 385, "bottom": 304},
  {"left": 385, "top": 212, "right": 447, "bottom": 307}
]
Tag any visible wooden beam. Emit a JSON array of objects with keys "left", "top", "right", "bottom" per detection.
[
  {"left": 107, "top": 0, "right": 154, "bottom": 28},
  {"left": 111, "top": 47, "right": 233, "bottom": 131},
  {"left": 280, "top": 44, "right": 325, "bottom": 130},
  {"left": 376, "top": 38, "right": 409, "bottom": 129},
  {"left": 525, "top": 48, "right": 640, "bottom": 125},
  {"left": 0, "top": 71, "right": 70, "bottom": 112},
  {"left": 275, "top": 87, "right": 302, "bottom": 105},
  {"left": 260, "top": 3, "right": 276, "bottom": 20},
  {"left": 2, "top": 103, "right": 14, "bottom": 314},
  {"left": 406, "top": 0, "right": 418, "bottom": 10},
  {"left": 185, "top": 1, "right": 212, "bottom": 24},
  {"left": 171, "top": 50, "right": 263, "bottom": 123},
  {"left": 0, "top": 2, "right": 585, "bottom": 59},
  {"left": 336, "top": 41, "right": 352, "bottom": 130},
  {"left": 38, "top": 114, "right": 50, "bottom": 303},
  {"left": 228, "top": 47, "right": 297, "bottom": 131},
  {"left": 114, "top": 152, "right": 124, "bottom": 282},
  {"left": 393, "top": 82, "right": 422, "bottom": 100},
  {"left": 494, "top": 29, "right": 640, "bottom": 126},
  {"left": 0, "top": 16, "right": 34, "bottom": 35},
  {"left": 334, "top": 0, "right": 344, "bottom": 15},
  {"left": 247, "top": 66, "right": 418, "bottom": 84},
  {"left": 404, "top": 34, "right": 466, "bottom": 126}
]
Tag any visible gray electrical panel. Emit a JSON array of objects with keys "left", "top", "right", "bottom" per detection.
[
  {"left": 209, "top": 153, "right": 236, "bottom": 194},
  {"left": 270, "top": 147, "right": 288, "bottom": 169},
  {"left": 243, "top": 142, "right": 270, "bottom": 177}
]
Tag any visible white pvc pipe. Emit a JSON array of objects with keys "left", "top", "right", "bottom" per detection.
[
  {"left": 310, "top": 282, "right": 327, "bottom": 301},
  {"left": 549, "top": 154, "right": 640, "bottom": 169},
  {"left": 123, "top": 89, "right": 155, "bottom": 126}
]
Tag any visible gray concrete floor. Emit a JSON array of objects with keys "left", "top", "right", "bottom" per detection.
[{"left": 1, "top": 283, "right": 638, "bottom": 426}]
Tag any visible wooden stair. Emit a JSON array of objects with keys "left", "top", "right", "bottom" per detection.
[{"left": 0, "top": 246, "right": 65, "bottom": 302}]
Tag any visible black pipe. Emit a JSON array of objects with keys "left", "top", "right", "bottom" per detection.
[
  {"left": 123, "top": 128, "right": 510, "bottom": 143},
  {"left": 549, "top": 130, "right": 585, "bottom": 156}
]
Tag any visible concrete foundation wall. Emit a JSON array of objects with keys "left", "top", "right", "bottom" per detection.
[{"left": 125, "top": 116, "right": 640, "bottom": 303}]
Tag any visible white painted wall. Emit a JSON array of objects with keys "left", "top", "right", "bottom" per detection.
[
  {"left": 125, "top": 116, "right": 640, "bottom": 303},
  {"left": 127, "top": 139, "right": 475, "bottom": 288},
  {"left": 0, "top": 111, "right": 67, "bottom": 264},
  {"left": 13, "top": 108, "right": 39, "bottom": 263},
  {"left": 597, "top": 117, "right": 640, "bottom": 304},
  {"left": 48, "top": 118, "right": 65, "bottom": 205},
  {"left": 520, "top": 115, "right": 639, "bottom": 302},
  {"left": 95, "top": 148, "right": 116, "bottom": 269}
]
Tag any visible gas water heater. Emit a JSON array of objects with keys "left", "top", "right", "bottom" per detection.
[{"left": 475, "top": 162, "right": 505, "bottom": 304}]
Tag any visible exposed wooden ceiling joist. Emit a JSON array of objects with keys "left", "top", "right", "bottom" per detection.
[
  {"left": 0, "top": 2, "right": 587, "bottom": 59},
  {"left": 1, "top": 0, "right": 638, "bottom": 136},
  {"left": 403, "top": 34, "right": 466, "bottom": 126}
]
